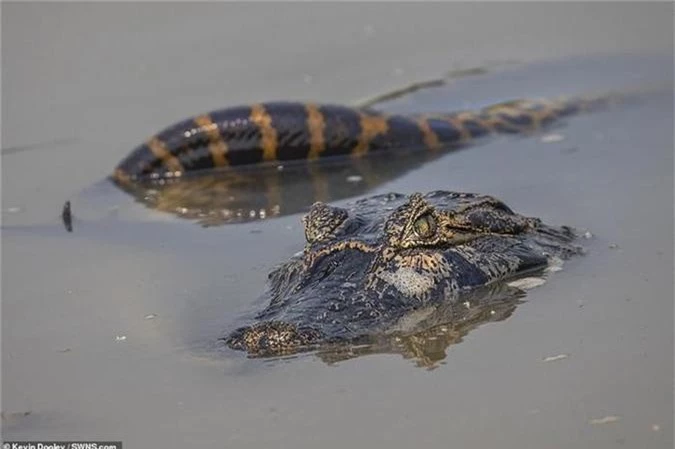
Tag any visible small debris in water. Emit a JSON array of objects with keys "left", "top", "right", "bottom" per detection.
[
  {"left": 576, "top": 299, "right": 585, "bottom": 308},
  {"left": 541, "top": 133, "right": 565, "bottom": 143},
  {"left": 346, "top": 175, "right": 363, "bottom": 183},
  {"left": 544, "top": 257, "right": 564, "bottom": 273},
  {"left": 144, "top": 314, "right": 157, "bottom": 320},
  {"left": 582, "top": 231, "right": 593, "bottom": 239},
  {"left": 250, "top": 229, "right": 263, "bottom": 234},
  {"left": 3, "top": 206, "right": 23, "bottom": 213},
  {"left": 115, "top": 335, "right": 127, "bottom": 342},
  {"left": 651, "top": 424, "right": 661, "bottom": 431},
  {"left": 590, "top": 415, "right": 621, "bottom": 425},
  {"left": 508, "top": 277, "right": 546, "bottom": 290},
  {"left": 1, "top": 411, "right": 32, "bottom": 421},
  {"left": 62, "top": 200, "right": 73, "bottom": 232},
  {"left": 277, "top": 165, "right": 284, "bottom": 171},
  {"left": 608, "top": 243, "right": 620, "bottom": 249},
  {"left": 58, "top": 348, "right": 71, "bottom": 353},
  {"left": 543, "top": 353, "right": 569, "bottom": 362}
]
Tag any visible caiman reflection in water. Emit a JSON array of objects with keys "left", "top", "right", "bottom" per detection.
[{"left": 314, "top": 282, "right": 524, "bottom": 369}]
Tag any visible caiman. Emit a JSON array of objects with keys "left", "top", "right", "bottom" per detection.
[{"left": 223, "top": 191, "right": 580, "bottom": 357}]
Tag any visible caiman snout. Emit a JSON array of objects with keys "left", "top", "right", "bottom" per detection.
[{"left": 224, "top": 321, "right": 322, "bottom": 355}]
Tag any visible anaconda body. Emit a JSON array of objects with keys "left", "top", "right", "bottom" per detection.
[{"left": 113, "top": 96, "right": 610, "bottom": 184}]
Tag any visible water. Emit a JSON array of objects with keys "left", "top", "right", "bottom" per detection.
[{"left": 2, "top": 3, "right": 673, "bottom": 448}]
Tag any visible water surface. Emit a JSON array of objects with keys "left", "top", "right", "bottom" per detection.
[{"left": 2, "top": 3, "right": 673, "bottom": 448}]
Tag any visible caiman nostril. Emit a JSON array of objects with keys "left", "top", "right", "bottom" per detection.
[{"left": 303, "top": 202, "right": 349, "bottom": 243}]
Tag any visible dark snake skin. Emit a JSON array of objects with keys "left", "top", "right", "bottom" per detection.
[
  {"left": 110, "top": 91, "right": 621, "bottom": 227},
  {"left": 113, "top": 96, "right": 611, "bottom": 184}
]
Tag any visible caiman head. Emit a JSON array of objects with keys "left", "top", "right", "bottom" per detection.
[{"left": 224, "top": 191, "right": 580, "bottom": 357}]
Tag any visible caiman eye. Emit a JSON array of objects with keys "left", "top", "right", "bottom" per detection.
[{"left": 413, "top": 214, "right": 437, "bottom": 239}]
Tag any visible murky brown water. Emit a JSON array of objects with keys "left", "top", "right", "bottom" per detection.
[{"left": 3, "top": 3, "right": 673, "bottom": 448}]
